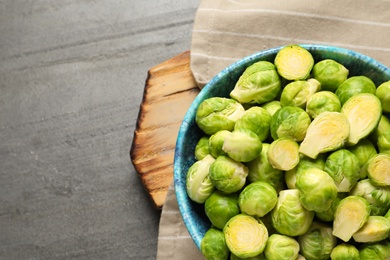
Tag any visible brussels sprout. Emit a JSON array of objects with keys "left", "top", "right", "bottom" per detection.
[
  {"left": 378, "top": 132, "right": 390, "bottom": 155},
  {"left": 274, "top": 45, "right": 314, "bottom": 81},
  {"left": 299, "top": 112, "right": 350, "bottom": 159},
  {"left": 376, "top": 80, "right": 390, "bottom": 113},
  {"left": 230, "top": 253, "right": 266, "bottom": 260},
  {"left": 230, "top": 61, "right": 282, "bottom": 104},
  {"left": 295, "top": 167, "right": 338, "bottom": 213},
  {"left": 270, "top": 106, "right": 311, "bottom": 141},
  {"left": 209, "top": 130, "right": 230, "bottom": 158},
  {"left": 261, "top": 100, "right": 281, "bottom": 116},
  {"left": 341, "top": 93, "right": 382, "bottom": 145},
  {"left": 315, "top": 193, "right": 347, "bottom": 222},
  {"left": 209, "top": 155, "right": 248, "bottom": 194},
  {"left": 332, "top": 195, "right": 371, "bottom": 242},
  {"left": 201, "top": 227, "right": 230, "bottom": 260},
  {"left": 205, "top": 190, "right": 240, "bottom": 230},
  {"left": 370, "top": 115, "right": 390, "bottom": 142},
  {"left": 335, "top": 75, "right": 377, "bottom": 105},
  {"left": 195, "top": 136, "right": 210, "bottom": 160},
  {"left": 196, "top": 97, "right": 246, "bottom": 135},
  {"left": 238, "top": 181, "right": 278, "bottom": 218},
  {"left": 224, "top": 214, "right": 269, "bottom": 258},
  {"left": 347, "top": 139, "right": 378, "bottom": 179},
  {"left": 222, "top": 129, "right": 263, "bottom": 162},
  {"left": 280, "top": 78, "right": 321, "bottom": 108},
  {"left": 298, "top": 221, "right": 337, "bottom": 260},
  {"left": 246, "top": 143, "right": 285, "bottom": 192},
  {"left": 267, "top": 138, "right": 300, "bottom": 171},
  {"left": 366, "top": 153, "right": 390, "bottom": 187},
  {"left": 324, "top": 149, "right": 360, "bottom": 192},
  {"left": 271, "top": 189, "right": 314, "bottom": 236},
  {"left": 312, "top": 59, "right": 349, "bottom": 92},
  {"left": 352, "top": 215, "right": 390, "bottom": 243},
  {"left": 186, "top": 155, "right": 216, "bottom": 203},
  {"left": 330, "top": 244, "right": 359, "bottom": 260},
  {"left": 359, "top": 240, "right": 390, "bottom": 260},
  {"left": 264, "top": 234, "right": 300, "bottom": 260},
  {"left": 234, "top": 106, "right": 271, "bottom": 141},
  {"left": 349, "top": 179, "right": 390, "bottom": 216},
  {"left": 306, "top": 91, "right": 341, "bottom": 119}
]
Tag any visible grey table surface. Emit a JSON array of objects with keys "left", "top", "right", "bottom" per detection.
[{"left": 0, "top": 0, "right": 201, "bottom": 259}]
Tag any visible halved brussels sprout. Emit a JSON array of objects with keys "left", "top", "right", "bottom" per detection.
[
  {"left": 306, "top": 91, "right": 341, "bottom": 119},
  {"left": 205, "top": 190, "right": 240, "bottom": 230},
  {"left": 270, "top": 106, "right": 311, "bottom": 141},
  {"left": 234, "top": 106, "right": 271, "bottom": 141},
  {"left": 222, "top": 129, "right": 263, "bottom": 162},
  {"left": 341, "top": 93, "right": 382, "bottom": 145},
  {"left": 332, "top": 195, "right": 371, "bottom": 242},
  {"left": 330, "top": 244, "right": 360, "bottom": 260},
  {"left": 274, "top": 45, "right": 314, "bottom": 81},
  {"left": 299, "top": 112, "right": 350, "bottom": 159},
  {"left": 376, "top": 80, "right": 390, "bottom": 113},
  {"left": 196, "top": 97, "right": 245, "bottom": 135},
  {"left": 267, "top": 138, "right": 300, "bottom": 171},
  {"left": 271, "top": 189, "right": 314, "bottom": 236},
  {"left": 280, "top": 78, "right": 321, "bottom": 108},
  {"left": 209, "top": 130, "right": 230, "bottom": 158},
  {"left": 224, "top": 214, "right": 269, "bottom": 258},
  {"left": 264, "top": 234, "right": 300, "bottom": 260},
  {"left": 261, "top": 100, "right": 281, "bottom": 116},
  {"left": 352, "top": 216, "right": 390, "bottom": 243},
  {"left": 195, "top": 136, "right": 210, "bottom": 160},
  {"left": 359, "top": 240, "right": 390, "bottom": 260},
  {"left": 209, "top": 155, "right": 248, "bottom": 194},
  {"left": 312, "top": 59, "right": 349, "bottom": 92},
  {"left": 230, "top": 61, "right": 282, "bottom": 104},
  {"left": 295, "top": 167, "right": 338, "bottom": 213},
  {"left": 366, "top": 153, "right": 390, "bottom": 186},
  {"left": 298, "top": 221, "right": 337, "bottom": 260},
  {"left": 186, "top": 154, "right": 216, "bottom": 203},
  {"left": 335, "top": 75, "right": 377, "bottom": 105},
  {"left": 238, "top": 181, "right": 278, "bottom": 218},
  {"left": 347, "top": 138, "right": 378, "bottom": 179},
  {"left": 201, "top": 227, "right": 230, "bottom": 260}
]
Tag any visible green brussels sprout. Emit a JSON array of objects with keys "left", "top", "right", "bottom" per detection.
[
  {"left": 349, "top": 179, "right": 390, "bottom": 216},
  {"left": 224, "top": 214, "right": 269, "bottom": 258},
  {"left": 376, "top": 80, "right": 390, "bottom": 113},
  {"left": 201, "top": 227, "right": 230, "bottom": 260},
  {"left": 274, "top": 45, "right": 314, "bottom": 81},
  {"left": 298, "top": 221, "right": 337, "bottom": 260},
  {"left": 222, "top": 129, "right": 263, "bottom": 162},
  {"left": 280, "top": 78, "right": 321, "bottom": 108},
  {"left": 306, "top": 91, "right": 341, "bottom": 119},
  {"left": 365, "top": 153, "right": 390, "bottom": 187},
  {"left": 335, "top": 75, "right": 377, "bottom": 105},
  {"left": 295, "top": 167, "right": 338, "bottom": 213},
  {"left": 186, "top": 155, "right": 216, "bottom": 203},
  {"left": 196, "top": 97, "right": 245, "bottom": 135},
  {"left": 370, "top": 115, "right": 390, "bottom": 141},
  {"left": 270, "top": 106, "right": 311, "bottom": 141},
  {"left": 209, "top": 155, "right": 248, "bottom": 194},
  {"left": 271, "top": 189, "right": 314, "bottom": 236},
  {"left": 234, "top": 106, "right": 271, "bottom": 141},
  {"left": 341, "top": 93, "right": 382, "bottom": 145},
  {"left": 312, "top": 59, "right": 349, "bottom": 92},
  {"left": 347, "top": 139, "right": 378, "bottom": 179},
  {"left": 209, "top": 130, "right": 230, "bottom": 158},
  {"left": 246, "top": 143, "right": 285, "bottom": 192},
  {"left": 352, "top": 216, "right": 390, "bottom": 243},
  {"left": 230, "top": 61, "right": 282, "bottom": 104},
  {"left": 267, "top": 138, "right": 300, "bottom": 171},
  {"left": 332, "top": 195, "right": 371, "bottom": 242},
  {"left": 205, "top": 190, "right": 240, "bottom": 230},
  {"left": 238, "top": 181, "right": 278, "bottom": 218},
  {"left": 315, "top": 193, "right": 347, "bottom": 222},
  {"left": 299, "top": 112, "right": 350, "bottom": 159},
  {"left": 378, "top": 132, "right": 390, "bottom": 155},
  {"left": 261, "top": 100, "right": 281, "bottom": 116},
  {"left": 359, "top": 240, "right": 390, "bottom": 260},
  {"left": 330, "top": 243, "right": 359, "bottom": 260},
  {"left": 324, "top": 149, "right": 360, "bottom": 192},
  {"left": 230, "top": 253, "right": 266, "bottom": 260},
  {"left": 264, "top": 234, "right": 300, "bottom": 260},
  {"left": 195, "top": 136, "right": 210, "bottom": 160}
]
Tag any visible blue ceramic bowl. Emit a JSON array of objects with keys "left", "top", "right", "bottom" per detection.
[{"left": 173, "top": 44, "right": 390, "bottom": 249}]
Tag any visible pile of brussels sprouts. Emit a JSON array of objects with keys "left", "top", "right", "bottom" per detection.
[{"left": 186, "top": 45, "right": 390, "bottom": 260}]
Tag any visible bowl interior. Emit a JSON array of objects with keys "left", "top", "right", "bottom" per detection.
[{"left": 173, "top": 44, "right": 390, "bottom": 249}]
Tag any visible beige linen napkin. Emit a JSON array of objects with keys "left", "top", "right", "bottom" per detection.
[{"left": 157, "top": 0, "right": 390, "bottom": 259}]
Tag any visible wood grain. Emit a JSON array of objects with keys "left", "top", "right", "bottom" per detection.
[{"left": 131, "top": 51, "right": 200, "bottom": 208}]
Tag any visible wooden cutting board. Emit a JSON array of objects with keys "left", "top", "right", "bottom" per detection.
[{"left": 130, "top": 51, "right": 200, "bottom": 209}]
